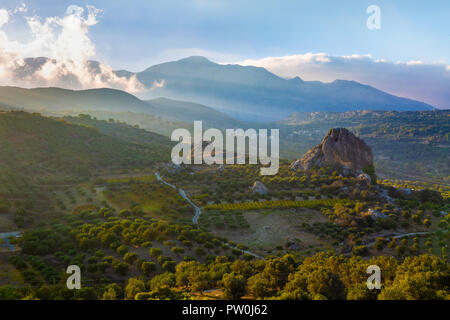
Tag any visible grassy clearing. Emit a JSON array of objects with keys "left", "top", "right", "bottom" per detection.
[
  {"left": 205, "top": 208, "right": 332, "bottom": 256},
  {"left": 103, "top": 181, "right": 194, "bottom": 222}
]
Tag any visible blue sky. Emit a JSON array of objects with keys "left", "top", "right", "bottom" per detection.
[
  {"left": 0, "top": 0, "right": 449, "bottom": 108},
  {"left": 2, "top": 0, "right": 449, "bottom": 70}
]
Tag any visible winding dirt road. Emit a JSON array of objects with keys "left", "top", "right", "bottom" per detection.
[{"left": 155, "top": 172, "right": 263, "bottom": 259}]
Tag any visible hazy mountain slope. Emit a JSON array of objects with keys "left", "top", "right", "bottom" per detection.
[
  {"left": 59, "top": 110, "right": 190, "bottom": 137},
  {"left": 0, "top": 86, "right": 152, "bottom": 114},
  {"left": 145, "top": 97, "right": 243, "bottom": 128},
  {"left": 61, "top": 114, "right": 172, "bottom": 148},
  {"left": 0, "top": 86, "right": 241, "bottom": 129},
  {"left": 128, "top": 56, "right": 433, "bottom": 121}
]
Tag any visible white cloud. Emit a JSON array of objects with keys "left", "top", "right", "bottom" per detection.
[
  {"left": 13, "top": 3, "right": 27, "bottom": 14},
  {"left": 0, "top": 5, "right": 144, "bottom": 92},
  {"left": 237, "top": 53, "right": 450, "bottom": 109},
  {"left": 0, "top": 9, "right": 9, "bottom": 27},
  {"left": 150, "top": 79, "right": 166, "bottom": 89},
  {"left": 407, "top": 60, "right": 424, "bottom": 65}
]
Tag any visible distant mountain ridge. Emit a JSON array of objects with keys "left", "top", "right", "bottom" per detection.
[
  {"left": 117, "top": 56, "right": 434, "bottom": 121},
  {"left": 0, "top": 86, "right": 238, "bottom": 128},
  {"left": 6, "top": 56, "right": 434, "bottom": 122},
  {"left": 0, "top": 86, "right": 149, "bottom": 113}
]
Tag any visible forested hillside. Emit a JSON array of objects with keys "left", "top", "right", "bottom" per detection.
[
  {"left": 62, "top": 114, "right": 171, "bottom": 148},
  {"left": 0, "top": 111, "right": 170, "bottom": 193}
]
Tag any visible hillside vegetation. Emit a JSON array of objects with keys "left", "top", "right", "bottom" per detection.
[
  {"left": 0, "top": 87, "right": 152, "bottom": 114},
  {"left": 279, "top": 110, "right": 450, "bottom": 186},
  {"left": 62, "top": 114, "right": 171, "bottom": 148},
  {"left": 0, "top": 97, "right": 447, "bottom": 301},
  {"left": 0, "top": 111, "right": 169, "bottom": 192}
]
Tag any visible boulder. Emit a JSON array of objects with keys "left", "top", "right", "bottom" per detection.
[
  {"left": 285, "top": 238, "right": 302, "bottom": 250},
  {"left": 365, "top": 208, "right": 387, "bottom": 220},
  {"left": 357, "top": 173, "right": 371, "bottom": 186},
  {"left": 251, "top": 181, "right": 268, "bottom": 195}
]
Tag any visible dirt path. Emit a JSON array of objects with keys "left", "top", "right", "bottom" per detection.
[
  {"left": 0, "top": 231, "right": 22, "bottom": 252},
  {"left": 155, "top": 172, "right": 201, "bottom": 224}
]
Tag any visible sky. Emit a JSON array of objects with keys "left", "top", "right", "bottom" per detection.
[{"left": 0, "top": 0, "right": 449, "bottom": 108}]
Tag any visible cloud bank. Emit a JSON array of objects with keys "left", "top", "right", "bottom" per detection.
[
  {"left": 238, "top": 53, "right": 450, "bottom": 109},
  {"left": 0, "top": 4, "right": 143, "bottom": 92}
]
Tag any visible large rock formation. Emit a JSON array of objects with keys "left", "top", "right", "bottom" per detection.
[{"left": 290, "top": 128, "right": 373, "bottom": 175}]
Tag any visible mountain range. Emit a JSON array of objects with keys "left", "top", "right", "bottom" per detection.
[
  {"left": 123, "top": 56, "right": 434, "bottom": 121},
  {"left": 6, "top": 56, "right": 434, "bottom": 122}
]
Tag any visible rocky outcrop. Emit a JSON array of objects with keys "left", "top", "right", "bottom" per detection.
[
  {"left": 290, "top": 128, "right": 373, "bottom": 175},
  {"left": 251, "top": 181, "right": 268, "bottom": 195},
  {"left": 365, "top": 208, "right": 387, "bottom": 220}
]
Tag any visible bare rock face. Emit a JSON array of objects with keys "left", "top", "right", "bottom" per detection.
[
  {"left": 290, "top": 128, "right": 373, "bottom": 174},
  {"left": 251, "top": 181, "right": 268, "bottom": 195}
]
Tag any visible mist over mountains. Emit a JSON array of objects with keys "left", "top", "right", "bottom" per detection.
[
  {"left": 126, "top": 56, "right": 434, "bottom": 121},
  {"left": 8, "top": 56, "right": 434, "bottom": 122},
  {"left": 0, "top": 86, "right": 240, "bottom": 129}
]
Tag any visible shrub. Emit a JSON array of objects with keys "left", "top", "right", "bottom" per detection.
[
  {"left": 123, "top": 252, "right": 138, "bottom": 265},
  {"left": 171, "top": 247, "right": 185, "bottom": 255},
  {"left": 116, "top": 245, "right": 129, "bottom": 255},
  {"left": 141, "top": 241, "right": 152, "bottom": 248},
  {"left": 352, "top": 245, "right": 369, "bottom": 256},
  {"left": 162, "top": 261, "right": 176, "bottom": 273},
  {"left": 149, "top": 248, "right": 163, "bottom": 258},
  {"left": 182, "top": 240, "right": 192, "bottom": 247},
  {"left": 194, "top": 247, "right": 206, "bottom": 257},
  {"left": 141, "top": 262, "right": 156, "bottom": 276}
]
